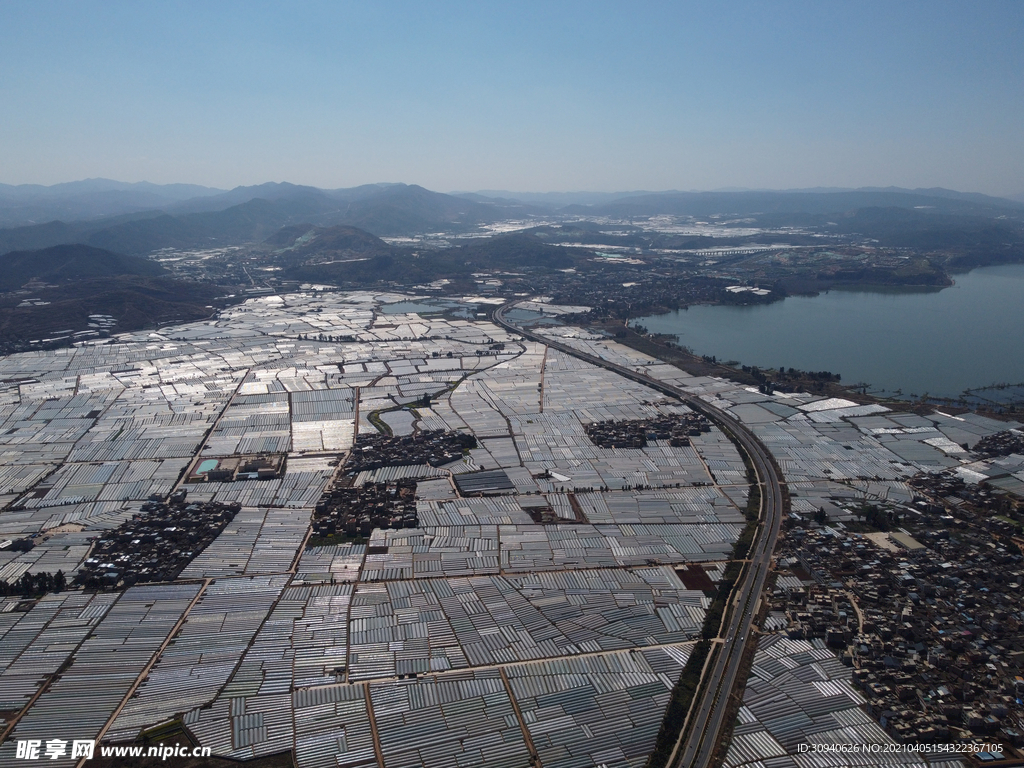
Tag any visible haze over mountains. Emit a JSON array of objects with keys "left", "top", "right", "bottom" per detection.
[
  {"left": 0, "top": 179, "right": 223, "bottom": 226},
  {"left": 1, "top": 179, "right": 1023, "bottom": 259},
  {"left": 470, "top": 186, "right": 1024, "bottom": 209},
  {"left": 2, "top": 176, "right": 1023, "bottom": 356}
]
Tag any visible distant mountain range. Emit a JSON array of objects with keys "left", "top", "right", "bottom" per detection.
[
  {"left": 0, "top": 179, "right": 224, "bottom": 227},
  {"left": 557, "top": 188, "right": 1024, "bottom": 218},
  {"left": 0, "top": 183, "right": 551, "bottom": 256},
  {"left": 0, "top": 180, "right": 1021, "bottom": 258},
  {"left": 465, "top": 186, "right": 1024, "bottom": 211}
]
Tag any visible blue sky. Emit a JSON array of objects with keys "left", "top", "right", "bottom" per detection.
[{"left": 2, "top": 1, "right": 1022, "bottom": 195}]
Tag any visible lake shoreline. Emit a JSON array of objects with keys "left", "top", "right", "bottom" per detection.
[{"left": 626, "top": 263, "right": 1024, "bottom": 414}]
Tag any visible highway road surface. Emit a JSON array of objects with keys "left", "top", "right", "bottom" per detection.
[{"left": 492, "top": 303, "right": 786, "bottom": 768}]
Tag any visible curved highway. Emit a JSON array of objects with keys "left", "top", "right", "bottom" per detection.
[{"left": 492, "top": 303, "right": 785, "bottom": 768}]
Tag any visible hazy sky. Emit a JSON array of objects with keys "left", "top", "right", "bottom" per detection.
[{"left": 2, "top": 1, "right": 1023, "bottom": 195}]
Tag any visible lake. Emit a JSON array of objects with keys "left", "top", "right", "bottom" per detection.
[
  {"left": 381, "top": 299, "right": 477, "bottom": 318},
  {"left": 632, "top": 263, "right": 1024, "bottom": 399}
]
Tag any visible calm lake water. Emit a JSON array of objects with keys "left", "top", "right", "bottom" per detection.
[
  {"left": 381, "top": 300, "right": 453, "bottom": 314},
  {"left": 381, "top": 300, "right": 476, "bottom": 318},
  {"left": 632, "top": 263, "right": 1024, "bottom": 399}
]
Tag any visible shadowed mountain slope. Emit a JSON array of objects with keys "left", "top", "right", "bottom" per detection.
[{"left": 0, "top": 243, "right": 166, "bottom": 291}]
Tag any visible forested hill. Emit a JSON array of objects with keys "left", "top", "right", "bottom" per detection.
[{"left": 0, "top": 243, "right": 166, "bottom": 291}]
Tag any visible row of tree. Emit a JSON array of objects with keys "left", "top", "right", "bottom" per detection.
[
  {"left": 0, "top": 570, "right": 67, "bottom": 598},
  {"left": 777, "top": 367, "right": 841, "bottom": 381},
  {"left": 299, "top": 333, "right": 356, "bottom": 342}
]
